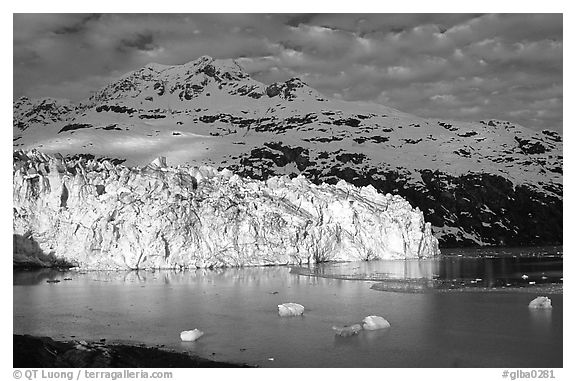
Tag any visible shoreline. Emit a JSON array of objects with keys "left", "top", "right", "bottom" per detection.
[
  {"left": 14, "top": 260, "right": 563, "bottom": 295},
  {"left": 12, "top": 250, "right": 564, "bottom": 273},
  {"left": 288, "top": 267, "right": 563, "bottom": 295},
  {"left": 369, "top": 281, "right": 563, "bottom": 294},
  {"left": 13, "top": 334, "right": 253, "bottom": 368}
]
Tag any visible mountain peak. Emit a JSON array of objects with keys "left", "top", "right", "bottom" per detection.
[
  {"left": 87, "top": 55, "right": 330, "bottom": 105},
  {"left": 143, "top": 62, "right": 170, "bottom": 72},
  {"left": 265, "top": 77, "right": 325, "bottom": 101},
  {"left": 179, "top": 55, "right": 249, "bottom": 80}
]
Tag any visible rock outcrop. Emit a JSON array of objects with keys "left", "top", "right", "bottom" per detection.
[
  {"left": 13, "top": 97, "right": 76, "bottom": 132},
  {"left": 14, "top": 335, "right": 249, "bottom": 368},
  {"left": 13, "top": 150, "right": 439, "bottom": 270}
]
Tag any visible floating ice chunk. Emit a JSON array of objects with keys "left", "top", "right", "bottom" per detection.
[
  {"left": 332, "top": 324, "right": 362, "bottom": 337},
  {"left": 278, "top": 303, "right": 305, "bottom": 317},
  {"left": 528, "top": 296, "right": 553, "bottom": 309},
  {"left": 180, "top": 329, "right": 204, "bottom": 342},
  {"left": 362, "top": 315, "right": 391, "bottom": 330}
]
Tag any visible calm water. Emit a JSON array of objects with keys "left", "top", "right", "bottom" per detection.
[
  {"left": 293, "top": 247, "right": 563, "bottom": 291},
  {"left": 13, "top": 247, "right": 562, "bottom": 367}
]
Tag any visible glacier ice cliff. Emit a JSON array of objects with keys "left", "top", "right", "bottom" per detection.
[{"left": 13, "top": 150, "right": 439, "bottom": 269}]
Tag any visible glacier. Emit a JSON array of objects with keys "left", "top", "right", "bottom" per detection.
[{"left": 13, "top": 150, "right": 439, "bottom": 270}]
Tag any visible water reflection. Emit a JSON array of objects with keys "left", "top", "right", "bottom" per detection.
[
  {"left": 14, "top": 266, "right": 295, "bottom": 286},
  {"left": 15, "top": 254, "right": 563, "bottom": 295},
  {"left": 292, "top": 248, "right": 562, "bottom": 292},
  {"left": 529, "top": 308, "right": 553, "bottom": 329},
  {"left": 14, "top": 260, "right": 563, "bottom": 367},
  {"left": 13, "top": 268, "right": 68, "bottom": 285},
  {"left": 333, "top": 334, "right": 362, "bottom": 348},
  {"left": 356, "top": 328, "right": 390, "bottom": 343}
]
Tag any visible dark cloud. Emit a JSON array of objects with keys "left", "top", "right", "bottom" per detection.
[
  {"left": 119, "top": 33, "right": 157, "bottom": 52},
  {"left": 13, "top": 13, "right": 563, "bottom": 132},
  {"left": 283, "top": 13, "right": 319, "bottom": 27},
  {"left": 52, "top": 14, "right": 101, "bottom": 35}
]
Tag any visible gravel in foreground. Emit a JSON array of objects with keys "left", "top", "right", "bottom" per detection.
[{"left": 14, "top": 335, "right": 253, "bottom": 368}]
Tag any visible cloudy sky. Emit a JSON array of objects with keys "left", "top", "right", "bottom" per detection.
[{"left": 13, "top": 13, "right": 563, "bottom": 131}]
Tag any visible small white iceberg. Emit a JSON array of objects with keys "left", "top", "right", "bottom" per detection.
[
  {"left": 332, "top": 324, "right": 363, "bottom": 337},
  {"left": 180, "top": 329, "right": 204, "bottom": 342},
  {"left": 362, "top": 315, "right": 391, "bottom": 330},
  {"left": 528, "top": 296, "right": 553, "bottom": 309},
  {"left": 278, "top": 303, "right": 305, "bottom": 317}
]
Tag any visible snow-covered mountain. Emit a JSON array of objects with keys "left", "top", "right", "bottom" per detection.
[{"left": 13, "top": 55, "right": 563, "bottom": 247}]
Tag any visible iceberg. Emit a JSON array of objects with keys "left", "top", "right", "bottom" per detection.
[
  {"left": 278, "top": 303, "right": 305, "bottom": 317},
  {"left": 332, "top": 324, "right": 363, "bottom": 337},
  {"left": 528, "top": 296, "right": 553, "bottom": 309},
  {"left": 180, "top": 329, "right": 204, "bottom": 342},
  {"left": 361, "top": 316, "right": 391, "bottom": 330}
]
